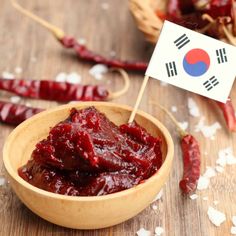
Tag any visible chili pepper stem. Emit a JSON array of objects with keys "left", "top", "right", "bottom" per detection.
[
  {"left": 11, "top": 0, "right": 65, "bottom": 40},
  {"left": 202, "top": 13, "right": 236, "bottom": 46},
  {"left": 150, "top": 101, "right": 187, "bottom": 137},
  {"left": 107, "top": 69, "right": 130, "bottom": 100}
]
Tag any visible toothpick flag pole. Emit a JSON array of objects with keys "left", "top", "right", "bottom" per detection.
[{"left": 128, "top": 75, "right": 150, "bottom": 123}]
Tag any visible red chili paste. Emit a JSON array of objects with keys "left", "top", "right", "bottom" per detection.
[{"left": 18, "top": 107, "right": 162, "bottom": 196}]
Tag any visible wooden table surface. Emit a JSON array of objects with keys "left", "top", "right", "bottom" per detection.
[{"left": 0, "top": 0, "right": 236, "bottom": 235}]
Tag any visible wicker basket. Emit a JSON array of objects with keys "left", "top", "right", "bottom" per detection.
[
  {"left": 129, "top": 0, "right": 167, "bottom": 44},
  {"left": 129, "top": 0, "right": 236, "bottom": 46}
]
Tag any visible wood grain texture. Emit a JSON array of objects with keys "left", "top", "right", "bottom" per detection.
[{"left": 0, "top": 0, "right": 236, "bottom": 235}]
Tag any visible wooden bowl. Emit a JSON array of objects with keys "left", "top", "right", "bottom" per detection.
[{"left": 3, "top": 102, "right": 174, "bottom": 229}]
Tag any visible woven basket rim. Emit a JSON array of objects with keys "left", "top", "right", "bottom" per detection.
[{"left": 129, "top": 0, "right": 165, "bottom": 44}]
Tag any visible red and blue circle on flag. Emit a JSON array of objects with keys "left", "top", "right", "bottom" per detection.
[{"left": 183, "top": 48, "right": 210, "bottom": 77}]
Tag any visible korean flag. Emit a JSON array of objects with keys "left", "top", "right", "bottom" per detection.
[{"left": 146, "top": 21, "right": 236, "bottom": 103}]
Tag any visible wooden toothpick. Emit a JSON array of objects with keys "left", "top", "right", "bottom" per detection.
[{"left": 128, "top": 75, "right": 150, "bottom": 123}]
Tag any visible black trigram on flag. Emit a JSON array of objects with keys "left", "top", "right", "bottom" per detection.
[
  {"left": 203, "top": 76, "right": 219, "bottom": 91},
  {"left": 165, "top": 61, "right": 177, "bottom": 77},
  {"left": 216, "top": 48, "right": 227, "bottom": 64},
  {"left": 174, "top": 34, "right": 190, "bottom": 49}
]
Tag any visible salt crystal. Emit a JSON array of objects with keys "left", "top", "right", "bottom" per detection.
[
  {"left": 213, "top": 201, "right": 219, "bottom": 205},
  {"left": 110, "top": 51, "right": 116, "bottom": 57},
  {"left": 136, "top": 228, "right": 151, "bottom": 236},
  {"left": 0, "top": 177, "right": 6, "bottom": 186},
  {"left": 89, "top": 64, "right": 108, "bottom": 80},
  {"left": 232, "top": 216, "right": 236, "bottom": 226},
  {"left": 204, "top": 151, "right": 208, "bottom": 155},
  {"left": 152, "top": 189, "right": 163, "bottom": 202},
  {"left": 203, "top": 167, "right": 216, "bottom": 178},
  {"left": 66, "top": 72, "right": 82, "bottom": 84},
  {"left": 55, "top": 73, "right": 67, "bottom": 82},
  {"left": 203, "top": 196, "right": 209, "bottom": 201},
  {"left": 171, "top": 106, "right": 177, "bottom": 112},
  {"left": 160, "top": 81, "right": 168, "bottom": 86},
  {"left": 10, "top": 96, "right": 21, "bottom": 103},
  {"left": 189, "top": 194, "right": 198, "bottom": 200},
  {"left": 25, "top": 102, "right": 32, "bottom": 107},
  {"left": 78, "top": 38, "right": 86, "bottom": 45},
  {"left": 15, "top": 67, "right": 22, "bottom": 74},
  {"left": 201, "top": 122, "right": 221, "bottom": 138},
  {"left": 152, "top": 205, "right": 158, "bottom": 210},
  {"left": 155, "top": 226, "right": 164, "bottom": 236},
  {"left": 231, "top": 227, "right": 236, "bottom": 235},
  {"left": 195, "top": 117, "right": 221, "bottom": 138},
  {"left": 215, "top": 166, "right": 224, "bottom": 173},
  {"left": 2, "top": 71, "right": 14, "bottom": 80},
  {"left": 195, "top": 117, "right": 205, "bottom": 132},
  {"left": 188, "top": 98, "right": 200, "bottom": 117},
  {"left": 207, "top": 206, "right": 226, "bottom": 227},
  {"left": 197, "top": 176, "right": 210, "bottom": 190},
  {"left": 217, "top": 147, "right": 236, "bottom": 167},
  {"left": 178, "top": 121, "right": 188, "bottom": 131},
  {"left": 101, "top": 2, "right": 109, "bottom": 10}
]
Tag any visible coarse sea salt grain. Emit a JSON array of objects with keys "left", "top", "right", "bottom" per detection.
[
  {"left": 207, "top": 206, "right": 226, "bottom": 227},
  {"left": 232, "top": 216, "right": 236, "bottom": 226},
  {"left": 217, "top": 147, "right": 236, "bottom": 167},
  {"left": 136, "top": 228, "right": 151, "bottom": 236},
  {"left": 178, "top": 121, "right": 188, "bottom": 131},
  {"left": 2, "top": 71, "right": 14, "bottom": 79},
  {"left": 78, "top": 38, "right": 86, "bottom": 45},
  {"left": 171, "top": 106, "right": 177, "bottom": 112},
  {"left": 155, "top": 226, "right": 164, "bottom": 236},
  {"left": 89, "top": 64, "right": 108, "bottom": 80},
  {"left": 0, "top": 177, "right": 6, "bottom": 186},
  {"left": 203, "top": 167, "right": 216, "bottom": 178},
  {"left": 231, "top": 227, "right": 236, "bottom": 235},
  {"left": 66, "top": 72, "right": 82, "bottom": 84},
  {"left": 197, "top": 176, "right": 210, "bottom": 190},
  {"left": 203, "top": 196, "right": 208, "bottom": 201},
  {"left": 189, "top": 194, "right": 198, "bottom": 200},
  {"left": 201, "top": 122, "right": 221, "bottom": 138},
  {"left": 215, "top": 165, "right": 224, "bottom": 173},
  {"left": 195, "top": 117, "right": 221, "bottom": 138},
  {"left": 110, "top": 51, "right": 116, "bottom": 57},
  {"left": 152, "top": 205, "right": 158, "bottom": 210},
  {"left": 188, "top": 97, "right": 200, "bottom": 117},
  {"left": 15, "top": 67, "right": 22, "bottom": 74},
  {"left": 55, "top": 72, "right": 67, "bottom": 82},
  {"left": 213, "top": 201, "right": 219, "bottom": 205},
  {"left": 10, "top": 96, "right": 21, "bottom": 103},
  {"left": 25, "top": 102, "right": 32, "bottom": 107},
  {"left": 152, "top": 189, "right": 163, "bottom": 202}
]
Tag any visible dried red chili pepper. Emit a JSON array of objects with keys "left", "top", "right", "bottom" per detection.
[
  {"left": 207, "top": 0, "right": 232, "bottom": 19},
  {"left": 12, "top": 1, "right": 147, "bottom": 72},
  {"left": 0, "top": 69, "right": 129, "bottom": 102},
  {"left": 216, "top": 97, "right": 236, "bottom": 132},
  {"left": 150, "top": 101, "right": 201, "bottom": 194},
  {"left": 0, "top": 101, "right": 43, "bottom": 125}
]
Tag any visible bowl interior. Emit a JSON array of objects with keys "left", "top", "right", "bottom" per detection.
[{"left": 4, "top": 102, "right": 171, "bottom": 195}]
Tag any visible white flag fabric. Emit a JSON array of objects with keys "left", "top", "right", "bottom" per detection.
[{"left": 146, "top": 20, "right": 236, "bottom": 103}]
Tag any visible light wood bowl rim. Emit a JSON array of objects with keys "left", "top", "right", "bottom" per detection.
[{"left": 3, "top": 102, "right": 174, "bottom": 202}]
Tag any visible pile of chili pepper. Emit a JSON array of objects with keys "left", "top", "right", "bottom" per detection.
[
  {"left": 10, "top": 0, "right": 236, "bottom": 132},
  {"left": 151, "top": 101, "right": 201, "bottom": 194},
  {"left": 165, "top": 0, "right": 236, "bottom": 39}
]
